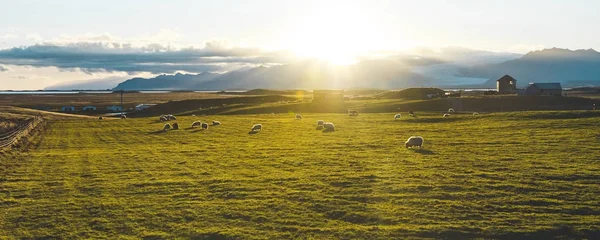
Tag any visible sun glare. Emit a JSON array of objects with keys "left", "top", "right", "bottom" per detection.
[{"left": 288, "top": 3, "right": 388, "bottom": 65}]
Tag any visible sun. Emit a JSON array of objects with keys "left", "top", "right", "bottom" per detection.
[{"left": 287, "top": 2, "right": 386, "bottom": 65}]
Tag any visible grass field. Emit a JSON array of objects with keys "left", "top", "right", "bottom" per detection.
[{"left": 1, "top": 111, "right": 600, "bottom": 239}]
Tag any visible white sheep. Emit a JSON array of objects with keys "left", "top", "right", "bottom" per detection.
[
  {"left": 212, "top": 121, "right": 221, "bottom": 126},
  {"left": 448, "top": 108, "right": 455, "bottom": 113},
  {"left": 172, "top": 123, "right": 179, "bottom": 130},
  {"left": 348, "top": 110, "right": 359, "bottom": 116},
  {"left": 317, "top": 120, "right": 325, "bottom": 126},
  {"left": 405, "top": 136, "right": 424, "bottom": 148},
  {"left": 192, "top": 121, "right": 202, "bottom": 128},
  {"left": 121, "top": 114, "right": 127, "bottom": 119},
  {"left": 323, "top": 122, "right": 335, "bottom": 131},
  {"left": 443, "top": 114, "right": 450, "bottom": 117},
  {"left": 251, "top": 124, "right": 262, "bottom": 132},
  {"left": 168, "top": 115, "right": 177, "bottom": 120},
  {"left": 296, "top": 114, "right": 302, "bottom": 119},
  {"left": 163, "top": 123, "right": 171, "bottom": 131},
  {"left": 394, "top": 114, "right": 402, "bottom": 119},
  {"left": 98, "top": 116, "right": 103, "bottom": 120},
  {"left": 201, "top": 123, "right": 209, "bottom": 129},
  {"left": 159, "top": 116, "right": 168, "bottom": 121},
  {"left": 473, "top": 112, "right": 479, "bottom": 116}
]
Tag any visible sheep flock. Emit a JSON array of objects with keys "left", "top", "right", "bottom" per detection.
[{"left": 149, "top": 110, "right": 484, "bottom": 149}]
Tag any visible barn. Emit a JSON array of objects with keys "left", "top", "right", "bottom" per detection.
[
  {"left": 523, "top": 83, "right": 562, "bottom": 96},
  {"left": 496, "top": 75, "right": 517, "bottom": 94}
]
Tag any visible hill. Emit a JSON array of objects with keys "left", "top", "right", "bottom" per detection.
[
  {"left": 136, "top": 95, "right": 600, "bottom": 116},
  {"left": 377, "top": 88, "right": 446, "bottom": 100},
  {"left": 127, "top": 95, "right": 298, "bottom": 117},
  {"left": 463, "top": 48, "right": 600, "bottom": 87}
]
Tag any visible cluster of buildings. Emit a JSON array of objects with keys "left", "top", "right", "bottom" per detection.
[
  {"left": 57, "top": 104, "right": 156, "bottom": 113},
  {"left": 496, "top": 75, "right": 563, "bottom": 96}
]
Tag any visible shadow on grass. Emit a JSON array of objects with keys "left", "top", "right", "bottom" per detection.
[
  {"left": 322, "top": 128, "right": 335, "bottom": 133},
  {"left": 418, "top": 225, "right": 600, "bottom": 240},
  {"left": 404, "top": 117, "right": 464, "bottom": 123},
  {"left": 248, "top": 131, "right": 259, "bottom": 134},
  {"left": 408, "top": 148, "right": 434, "bottom": 155},
  {"left": 148, "top": 130, "right": 167, "bottom": 134},
  {"left": 316, "top": 126, "right": 323, "bottom": 130}
]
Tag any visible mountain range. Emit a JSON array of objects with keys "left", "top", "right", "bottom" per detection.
[{"left": 45, "top": 48, "right": 600, "bottom": 90}]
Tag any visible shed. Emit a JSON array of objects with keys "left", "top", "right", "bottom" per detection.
[
  {"left": 523, "top": 83, "right": 562, "bottom": 96},
  {"left": 106, "top": 105, "right": 123, "bottom": 112},
  {"left": 496, "top": 75, "right": 517, "bottom": 94},
  {"left": 61, "top": 106, "right": 76, "bottom": 112},
  {"left": 82, "top": 106, "right": 97, "bottom": 111},
  {"left": 135, "top": 104, "right": 156, "bottom": 111}
]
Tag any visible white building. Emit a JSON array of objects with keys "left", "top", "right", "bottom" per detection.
[
  {"left": 106, "top": 105, "right": 123, "bottom": 112},
  {"left": 82, "top": 106, "right": 97, "bottom": 111},
  {"left": 61, "top": 106, "right": 76, "bottom": 112},
  {"left": 135, "top": 104, "right": 156, "bottom": 111}
]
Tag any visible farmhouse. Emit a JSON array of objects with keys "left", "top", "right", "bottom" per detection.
[
  {"left": 60, "top": 106, "right": 76, "bottom": 112},
  {"left": 106, "top": 105, "right": 123, "bottom": 112},
  {"left": 312, "top": 90, "right": 345, "bottom": 102},
  {"left": 523, "top": 83, "right": 562, "bottom": 96},
  {"left": 135, "top": 104, "right": 156, "bottom": 111},
  {"left": 496, "top": 75, "right": 517, "bottom": 94},
  {"left": 82, "top": 106, "right": 97, "bottom": 111}
]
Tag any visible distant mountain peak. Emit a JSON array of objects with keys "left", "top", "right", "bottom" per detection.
[{"left": 524, "top": 48, "right": 600, "bottom": 58}]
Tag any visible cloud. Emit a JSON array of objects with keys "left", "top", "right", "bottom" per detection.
[
  {"left": 25, "top": 33, "right": 43, "bottom": 42},
  {"left": 0, "top": 34, "right": 18, "bottom": 40},
  {"left": 0, "top": 41, "right": 293, "bottom": 74}
]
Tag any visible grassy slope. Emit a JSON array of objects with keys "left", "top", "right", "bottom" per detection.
[
  {"left": 1, "top": 112, "right": 600, "bottom": 239},
  {"left": 135, "top": 96, "right": 600, "bottom": 117}
]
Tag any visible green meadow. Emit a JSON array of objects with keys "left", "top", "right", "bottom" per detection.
[{"left": 1, "top": 111, "right": 599, "bottom": 239}]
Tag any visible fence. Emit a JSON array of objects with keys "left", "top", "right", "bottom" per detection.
[{"left": 0, "top": 116, "right": 43, "bottom": 149}]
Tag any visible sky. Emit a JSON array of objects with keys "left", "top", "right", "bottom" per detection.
[{"left": 0, "top": 0, "right": 599, "bottom": 89}]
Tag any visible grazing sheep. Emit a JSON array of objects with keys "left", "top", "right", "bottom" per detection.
[
  {"left": 251, "top": 124, "right": 262, "bottom": 132},
  {"left": 167, "top": 114, "right": 177, "bottom": 120},
  {"left": 192, "top": 114, "right": 196, "bottom": 117},
  {"left": 172, "top": 123, "right": 179, "bottom": 130},
  {"left": 473, "top": 112, "right": 479, "bottom": 116},
  {"left": 317, "top": 120, "right": 325, "bottom": 126},
  {"left": 323, "top": 122, "right": 335, "bottom": 131},
  {"left": 443, "top": 114, "right": 450, "bottom": 117},
  {"left": 201, "top": 123, "right": 209, "bottom": 129},
  {"left": 121, "top": 114, "right": 127, "bottom": 119},
  {"left": 394, "top": 114, "right": 402, "bottom": 119},
  {"left": 296, "top": 114, "right": 302, "bottom": 119},
  {"left": 98, "top": 116, "right": 103, "bottom": 120},
  {"left": 405, "top": 136, "right": 424, "bottom": 148},
  {"left": 163, "top": 123, "right": 171, "bottom": 131},
  {"left": 159, "top": 116, "right": 168, "bottom": 121},
  {"left": 192, "top": 121, "right": 202, "bottom": 128},
  {"left": 212, "top": 121, "right": 221, "bottom": 126},
  {"left": 348, "top": 110, "right": 359, "bottom": 116},
  {"left": 448, "top": 108, "right": 455, "bottom": 113}
]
